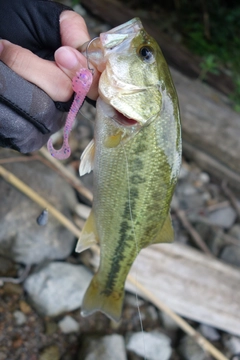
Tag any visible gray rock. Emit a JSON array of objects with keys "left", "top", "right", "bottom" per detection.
[
  {"left": 195, "top": 223, "right": 225, "bottom": 256},
  {"left": 124, "top": 294, "right": 144, "bottom": 307},
  {"left": 198, "top": 172, "right": 210, "bottom": 184},
  {"left": 0, "top": 150, "right": 77, "bottom": 265},
  {"left": 127, "top": 331, "right": 172, "bottom": 360},
  {"left": 198, "top": 324, "right": 220, "bottom": 342},
  {"left": 0, "top": 352, "right": 6, "bottom": 360},
  {"left": 229, "top": 224, "right": 240, "bottom": 242},
  {"left": 24, "top": 262, "right": 92, "bottom": 316},
  {"left": 75, "top": 203, "right": 91, "bottom": 220},
  {"left": 36, "top": 209, "right": 49, "bottom": 226},
  {"left": 175, "top": 183, "right": 205, "bottom": 211},
  {"left": 207, "top": 206, "right": 237, "bottom": 229},
  {"left": 220, "top": 245, "right": 240, "bottom": 267},
  {"left": 231, "top": 355, "right": 240, "bottom": 360},
  {"left": 178, "top": 164, "right": 190, "bottom": 180},
  {"left": 0, "top": 256, "right": 15, "bottom": 276},
  {"left": 39, "top": 345, "right": 60, "bottom": 360},
  {"left": 170, "top": 194, "right": 179, "bottom": 211},
  {"left": 58, "top": 316, "right": 80, "bottom": 334},
  {"left": 178, "top": 335, "right": 207, "bottom": 360},
  {"left": 45, "top": 321, "right": 58, "bottom": 335},
  {"left": 180, "top": 183, "right": 198, "bottom": 196},
  {"left": 160, "top": 311, "right": 179, "bottom": 331},
  {"left": 138, "top": 305, "right": 159, "bottom": 324},
  {"left": 13, "top": 310, "right": 27, "bottom": 326},
  {"left": 79, "top": 334, "right": 127, "bottom": 360},
  {"left": 223, "top": 335, "right": 240, "bottom": 357},
  {"left": 208, "top": 229, "right": 226, "bottom": 256},
  {"left": 146, "top": 306, "right": 159, "bottom": 322}
]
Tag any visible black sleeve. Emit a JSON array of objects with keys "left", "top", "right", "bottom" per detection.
[
  {"left": 0, "top": 0, "right": 72, "bottom": 60},
  {"left": 0, "top": 0, "right": 74, "bottom": 153},
  {"left": 0, "top": 60, "right": 66, "bottom": 153}
]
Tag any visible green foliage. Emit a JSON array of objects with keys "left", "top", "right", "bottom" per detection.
[
  {"left": 230, "top": 76, "right": 240, "bottom": 112},
  {"left": 177, "top": 0, "right": 240, "bottom": 110},
  {"left": 71, "top": 0, "right": 80, "bottom": 6},
  {"left": 199, "top": 55, "right": 219, "bottom": 80}
]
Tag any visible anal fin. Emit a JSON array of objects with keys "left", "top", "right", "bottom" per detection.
[{"left": 75, "top": 209, "right": 98, "bottom": 253}]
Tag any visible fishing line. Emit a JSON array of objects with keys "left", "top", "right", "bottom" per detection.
[
  {"left": 122, "top": 144, "right": 147, "bottom": 360},
  {"left": 78, "top": 108, "right": 95, "bottom": 122}
]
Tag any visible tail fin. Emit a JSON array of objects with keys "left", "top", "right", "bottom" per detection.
[{"left": 81, "top": 274, "right": 124, "bottom": 322}]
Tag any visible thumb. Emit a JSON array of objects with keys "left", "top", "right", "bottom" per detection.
[{"left": 55, "top": 46, "right": 100, "bottom": 100}]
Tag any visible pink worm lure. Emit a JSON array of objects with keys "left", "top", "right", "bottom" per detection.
[{"left": 47, "top": 68, "right": 93, "bottom": 160}]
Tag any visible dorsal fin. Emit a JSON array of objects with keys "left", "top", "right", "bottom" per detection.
[{"left": 151, "top": 213, "right": 174, "bottom": 244}]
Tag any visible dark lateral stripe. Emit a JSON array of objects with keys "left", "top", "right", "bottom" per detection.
[
  {"left": 104, "top": 144, "right": 147, "bottom": 294},
  {"left": 104, "top": 218, "right": 132, "bottom": 294}
]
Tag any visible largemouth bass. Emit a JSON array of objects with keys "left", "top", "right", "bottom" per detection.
[{"left": 76, "top": 18, "right": 182, "bottom": 322}]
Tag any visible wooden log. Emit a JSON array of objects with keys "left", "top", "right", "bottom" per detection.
[
  {"left": 170, "top": 67, "right": 240, "bottom": 190},
  {"left": 126, "top": 243, "right": 240, "bottom": 336},
  {"left": 182, "top": 141, "right": 240, "bottom": 191}
]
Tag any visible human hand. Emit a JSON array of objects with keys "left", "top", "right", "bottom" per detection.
[
  {"left": 0, "top": 0, "right": 99, "bottom": 153},
  {"left": 0, "top": 10, "right": 99, "bottom": 102}
]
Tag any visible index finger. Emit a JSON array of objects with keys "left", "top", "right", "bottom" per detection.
[{"left": 60, "top": 10, "right": 90, "bottom": 48}]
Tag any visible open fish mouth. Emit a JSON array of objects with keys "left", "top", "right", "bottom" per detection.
[
  {"left": 97, "top": 97, "right": 141, "bottom": 128},
  {"left": 113, "top": 109, "right": 139, "bottom": 127}
]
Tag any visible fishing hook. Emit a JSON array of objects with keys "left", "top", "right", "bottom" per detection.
[{"left": 85, "top": 37, "right": 99, "bottom": 74}]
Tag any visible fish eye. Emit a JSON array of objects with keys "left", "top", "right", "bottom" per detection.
[{"left": 138, "top": 46, "right": 154, "bottom": 63}]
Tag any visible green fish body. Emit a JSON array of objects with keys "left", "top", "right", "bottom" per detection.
[{"left": 76, "top": 18, "right": 182, "bottom": 322}]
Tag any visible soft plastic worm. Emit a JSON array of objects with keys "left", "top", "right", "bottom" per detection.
[{"left": 47, "top": 68, "right": 93, "bottom": 160}]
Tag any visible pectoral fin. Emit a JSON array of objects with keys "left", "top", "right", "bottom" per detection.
[
  {"left": 152, "top": 213, "right": 174, "bottom": 244},
  {"left": 75, "top": 209, "right": 98, "bottom": 253},
  {"left": 79, "top": 139, "right": 95, "bottom": 176},
  {"left": 104, "top": 132, "right": 122, "bottom": 148}
]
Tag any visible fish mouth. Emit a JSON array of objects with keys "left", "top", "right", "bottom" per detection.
[{"left": 113, "top": 109, "right": 139, "bottom": 127}]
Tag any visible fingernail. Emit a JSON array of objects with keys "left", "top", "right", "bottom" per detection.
[{"left": 55, "top": 47, "right": 79, "bottom": 69}]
